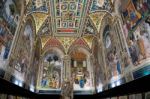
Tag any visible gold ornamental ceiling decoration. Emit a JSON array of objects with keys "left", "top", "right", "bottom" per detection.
[
  {"left": 83, "top": 35, "right": 94, "bottom": 49},
  {"left": 32, "top": 12, "right": 48, "bottom": 34},
  {"left": 41, "top": 36, "right": 51, "bottom": 48},
  {"left": 89, "top": 12, "right": 106, "bottom": 33},
  {"left": 51, "top": 0, "right": 89, "bottom": 34},
  {"left": 57, "top": 37, "right": 76, "bottom": 54},
  {"left": 43, "top": 37, "right": 63, "bottom": 50},
  {"left": 72, "top": 38, "right": 89, "bottom": 48},
  {"left": 69, "top": 38, "right": 90, "bottom": 50}
]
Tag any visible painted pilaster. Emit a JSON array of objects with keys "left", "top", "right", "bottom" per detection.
[
  {"left": 63, "top": 55, "right": 71, "bottom": 80},
  {"left": 87, "top": 54, "right": 95, "bottom": 93}
]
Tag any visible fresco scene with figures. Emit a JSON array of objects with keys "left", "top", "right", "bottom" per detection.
[
  {"left": 0, "top": 0, "right": 150, "bottom": 99},
  {"left": 121, "top": 0, "right": 150, "bottom": 68},
  {"left": 0, "top": 0, "right": 21, "bottom": 66},
  {"left": 39, "top": 51, "right": 63, "bottom": 89}
]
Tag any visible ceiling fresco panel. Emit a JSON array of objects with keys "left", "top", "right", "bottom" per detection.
[
  {"left": 57, "top": 37, "right": 76, "bottom": 54},
  {"left": 83, "top": 36, "right": 94, "bottom": 49},
  {"left": 44, "top": 38, "right": 63, "bottom": 49},
  {"left": 89, "top": 12, "right": 106, "bottom": 33},
  {"left": 32, "top": 13, "right": 48, "bottom": 34},
  {"left": 90, "top": 0, "right": 114, "bottom": 12},
  {"left": 73, "top": 38, "right": 89, "bottom": 47},
  {"left": 38, "top": 18, "right": 50, "bottom": 35},
  {"left": 41, "top": 36, "right": 51, "bottom": 49},
  {"left": 50, "top": 0, "right": 88, "bottom": 35},
  {"left": 27, "top": 0, "right": 48, "bottom": 13},
  {"left": 83, "top": 18, "right": 97, "bottom": 35}
]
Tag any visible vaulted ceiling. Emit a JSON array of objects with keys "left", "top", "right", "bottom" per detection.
[
  {"left": 25, "top": 0, "right": 115, "bottom": 37},
  {"left": 24, "top": 0, "right": 116, "bottom": 54}
]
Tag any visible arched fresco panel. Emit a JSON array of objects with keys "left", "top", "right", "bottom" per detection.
[
  {"left": 69, "top": 47, "right": 94, "bottom": 93},
  {"left": 120, "top": 0, "right": 150, "bottom": 80},
  {"left": 127, "top": 21, "right": 150, "bottom": 66},
  {"left": 8, "top": 23, "right": 34, "bottom": 81},
  {"left": 37, "top": 48, "right": 64, "bottom": 91},
  {"left": 28, "top": 39, "right": 41, "bottom": 91},
  {"left": 103, "top": 25, "right": 123, "bottom": 82},
  {"left": 93, "top": 38, "right": 106, "bottom": 92},
  {"left": 0, "top": 0, "right": 22, "bottom": 68}
]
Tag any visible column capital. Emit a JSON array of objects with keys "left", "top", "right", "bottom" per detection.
[{"left": 63, "top": 55, "right": 71, "bottom": 60}]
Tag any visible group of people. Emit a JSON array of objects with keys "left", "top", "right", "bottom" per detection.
[
  {"left": 41, "top": 71, "right": 60, "bottom": 89},
  {"left": 74, "top": 75, "right": 87, "bottom": 88},
  {"left": 128, "top": 30, "right": 150, "bottom": 66},
  {"left": 72, "top": 69, "right": 91, "bottom": 89},
  {"left": 107, "top": 47, "right": 122, "bottom": 77}
]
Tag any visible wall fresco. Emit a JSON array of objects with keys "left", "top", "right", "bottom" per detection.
[
  {"left": 0, "top": 0, "right": 21, "bottom": 63},
  {"left": 40, "top": 53, "right": 62, "bottom": 89}
]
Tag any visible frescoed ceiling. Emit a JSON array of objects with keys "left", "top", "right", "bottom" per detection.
[
  {"left": 89, "top": 12, "right": 106, "bottom": 33},
  {"left": 50, "top": 0, "right": 90, "bottom": 35},
  {"left": 38, "top": 18, "right": 50, "bottom": 35},
  {"left": 27, "top": 0, "right": 48, "bottom": 13},
  {"left": 26, "top": 0, "right": 115, "bottom": 36},
  {"left": 32, "top": 12, "right": 48, "bottom": 34},
  {"left": 41, "top": 36, "right": 51, "bottom": 48},
  {"left": 25, "top": 0, "right": 116, "bottom": 52},
  {"left": 83, "top": 35, "right": 94, "bottom": 49},
  {"left": 90, "top": 0, "right": 115, "bottom": 12},
  {"left": 57, "top": 37, "right": 76, "bottom": 54}
]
